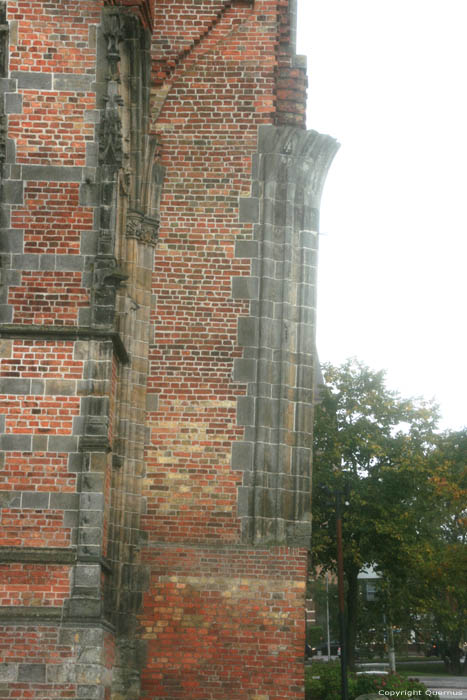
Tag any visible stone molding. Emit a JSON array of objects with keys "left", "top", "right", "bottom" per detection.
[{"left": 0, "top": 323, "right": 130, "bottom": 364}]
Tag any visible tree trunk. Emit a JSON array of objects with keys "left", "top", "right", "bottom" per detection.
[{"left": 345, "top": 566, "right": 360, "bottom": 670}]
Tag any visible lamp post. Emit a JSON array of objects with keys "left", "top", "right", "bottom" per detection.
[{"left": 335, "top": 489, "right": 349, "bottom": 700}]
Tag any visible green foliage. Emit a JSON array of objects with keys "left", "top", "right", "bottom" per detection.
[
  {"left": 313, "top": 359, "right": 440, "bottom": 579},
  {"left": 308, "top": 626, "right": 325, "bottom": 647},
  {"left": 305, "top": 662, "right": 430, "bottom": 700},
  {"left": 312, "top": 359, "right": 441, "bottom": 665}
]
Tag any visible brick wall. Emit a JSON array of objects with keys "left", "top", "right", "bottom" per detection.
[
  {"left": 140, "top": 546, "right": 308, "bottom": 700},
  {"left": 0, "top": 0, "right": 338, "bottom": 698},
  {"left": 138, "top": 2, "right": 337, "bottom": 698}
]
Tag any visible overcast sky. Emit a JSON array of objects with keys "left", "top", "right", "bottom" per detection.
[{"left": 297, "top": 0, "right": 467, "bottom": 430}]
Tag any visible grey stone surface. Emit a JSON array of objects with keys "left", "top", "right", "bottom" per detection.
[
  {"left": 1, "top": 180, "right": 23, "bottom": 204},
  {"left": 11, "top": 70, "right": 52, "bottom": 89},
  {"left": 233, "top": 358, "right": 256, "bottom": 382},
  {"left": 0, "top": 491, "right": 21, "bottom": 507},
  {"left": 234, "top": 240, "right": 258, "bottom": 258},
  {"left": 231, "top": 441, "right": 254, "bottom": 470},
  {"left": 231, "top": 276, "right": 259, "bottom": 300},
  {"left": 53, "top": 73, "right": 94, "bottom": 92},
  {"left": 238, "top": 197, "right": 259, "bottom": 223},
  {"left": 0, "top": 377, "right": 30, "bottom": 394},
  {"left": 80, "top": 473, "right": 105, "bottom": 492},
  {"left": 18, "top": 664, "right": 46, "bottom": 682},
  {"left": 74, "top": 564, "right": 101, "bottom": 588},
  {"left": 237, "top": 316, "right": 259, "bottom": 347},
  {"left": 22, "top": 492, "right": 50, "bottom": 509},
  {"left": 48, "top": 435, "right": 78, "bottom": 452},
  {"left": 11, "top": 253, "right": 39, "bottom": 269},
  {"left": 236, "top": 396, "right": 255, "bottom": 427},
  {"left": 234, "top": 126, "right": 339, "bottom": 545},
  {"left": 0, "top": 230, "right": 23, "bottom": 253},
  {"left": 4, "top": 92, "right": 22, "bottom": 113},
  {"left": 32, "top": 435, "right": 48, "bottom": 452},
  {"left": 56, "top": 254, "right": 85, "bottom": 271},
  {"left": 0, "top": 663, "right": 17, "bottom": 682},
  {"left": 0, "top": 305, "right": 13, "bottom": 322},
  {"left": 0, "top": 434, "right": 32, "bottom": 451},
  {"left": 45, "top": 379, "right": 76, "bottom": 395},
  {"left": 22, "top": 165, "right": 83, "bottom": 182},
  {"left": 47, "top": 664, "right": 77, "bottom": 683},
  {"left": 146, "top": 392, "right": 159, "bottom": 412},
  {"left": 30, "top": 379, "right": 45, "bottom": 395},
  {"left": 79, "top": 493, "right": 104, "bottom": 511},
  {"left": 50, "top": 492, "right": 79, "bottom": 509}
]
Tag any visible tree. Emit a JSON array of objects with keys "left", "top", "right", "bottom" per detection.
[
  {"left": 411, "top": 429, "right": 467, "bottom": 673},
  {"left": 312, "top": 359, "right": 440, "bottom": 669}
]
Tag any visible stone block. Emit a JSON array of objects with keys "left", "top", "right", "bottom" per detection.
[
  {"left": 47, "top": 663, "right": 77, "bottom": 683},
  {"left": 234, "top": 240, "right": 258, "bottom": 258},
  {"left": 0, "top": 434, "right": 32, "bottom": 451},
  {"left": 232, "top": 276, "right": 259, "bottom": 300},
  {"left": 53, "top": 73, "right": 94, "bottom": 92},
  {"left": 12, "top": 70, "right": 52, "bottom": 89},
  {"left": 50, "top": 492, "right": 79, "bottom": 509},
  {"left": 233, "top": 358, "right": 256, "bottom": 382},
  {"left": 237, "top": 316, "right": 258, "bottom": 347},
  {"left": 0, "top": 180, "right": 23, "bottom": 205},
  {"left": 146, "top": 392, "right": 159, "bottom": 412},
  {"left": 0, "top": 229, "right": 23, "bottom": 252},
  {"left": 80, "top": 472, "right": 105, "bottom": 492},
  {"left": 30, "top": 379, "right": 45, "bottom": 395},
  {"left": 18, "top": 664, "right": 46, "bottom": 682},
  {"left": 59, "top": 627, "right": 103, "bottom": 647},
  {"left": 0, "top": 339, "right": 12, "bottom": 358},
  {"left": 48, "top": 435, "right": 78, "bottom": 453},
  {"left": 56, "top": 254, "right": 85, "bottom": 271},
  {"left": 0, "top": 304, "right": 14, "bottom": 323},
  {"left": 79, "top": 493, "right": 104, "bottom": 510},
  {"left": 4, "top": 92, "right": 22, "bottom": 114},
  {"left": 0, "top": 663, "right": 17, "bottom": 681},
  {"left": 11, "top": 253, "right": 39, "bottom": 269},
  {"left": 0, "top": 377, "right": 30, "bottom": 395},
  {"left": 236, "top": 396, "right": 255, "bottom": 427},
  {"left": 0, "top": 491, "right": 21, "bottom": 508},
  {"left": 32, "top": 435, "right": 48, "bottom": 451},
  {"left": 22, "top": 491, "right": 50, "bottom": 509},
  {"left": 238, "top": 197, "right": 259, "bottom": 223},
  {"left": 231, "top": 441, "right": 254, "bottom": 470},
  {"left": 77, "top": 684, "right": 105, "bottom": 699},
  {"left": 22, "top": 165, "right": 83, "bottom": 182},
  {"left": 45, "top": 379, "right": 76, "bottom": 395}
]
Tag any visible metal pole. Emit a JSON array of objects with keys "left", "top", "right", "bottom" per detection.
[
  {"left": 388, "top": 618, "right": 396, "bottom": 673},
  {"left": 326, "top": 572, "right": 331, "bottom": 660},
  {"left": 336, "top": 491, "right": 348, "bottom": 700}
]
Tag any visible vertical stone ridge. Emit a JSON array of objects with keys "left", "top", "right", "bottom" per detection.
[{"left": 235, "top": 124, "right": 339, "bottom": 546}]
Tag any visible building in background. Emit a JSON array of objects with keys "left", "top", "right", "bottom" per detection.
[{"left": 0, "top": 1, "right": 337, "bottom": 697}]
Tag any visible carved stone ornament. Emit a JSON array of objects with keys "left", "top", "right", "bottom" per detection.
[
  {"left": 125, "top": 210, "right": 160, "bottom": 246},
  {"left": 99, "top": 10, "right": 124, "bottom": 167},
  {"left": 98, "top": 102, "right": 123, "bottom": 167}
]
